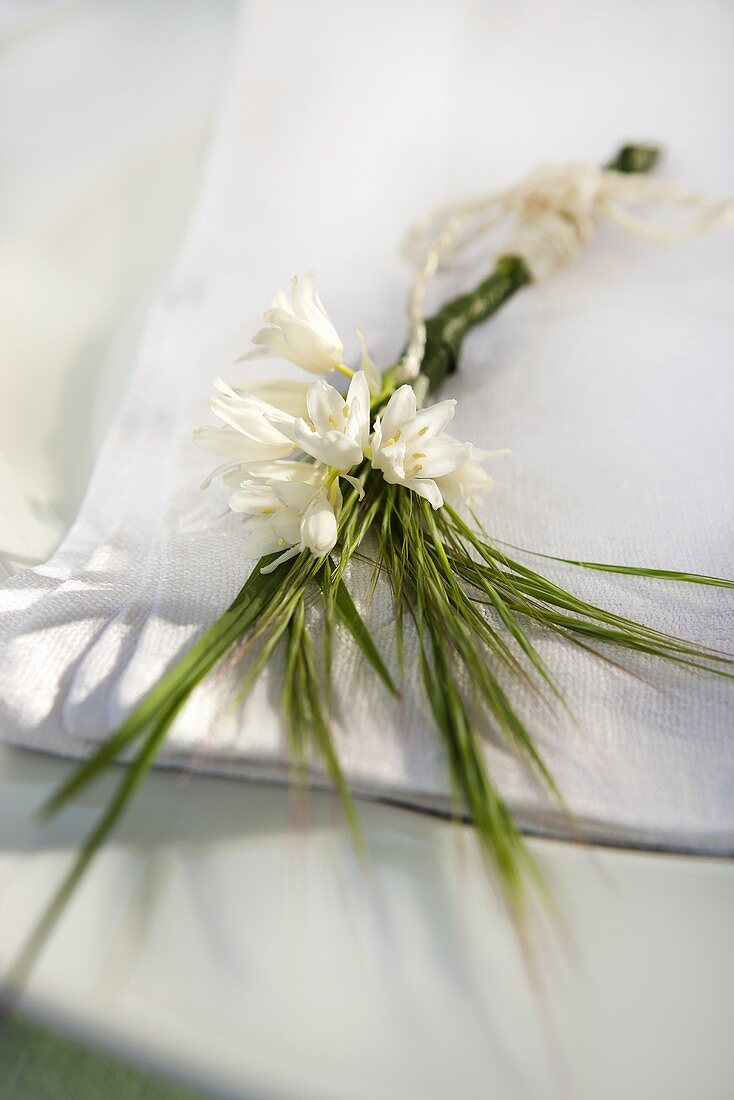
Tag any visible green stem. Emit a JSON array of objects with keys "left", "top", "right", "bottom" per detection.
[
  {"left": 420, "top": 256, "right": 530, "bottom": 395},
  {"left": 416, "top": 142, "right": 661, "bottom": 396}
]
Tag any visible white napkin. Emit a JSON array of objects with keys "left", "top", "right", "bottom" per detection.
[{"left": 1, "top": 0, "right": 732, "bottom": 853}]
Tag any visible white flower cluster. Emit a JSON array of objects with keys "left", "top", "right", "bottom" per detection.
[{"left": 195, "top": 276, "right": 494, "bottom": 571}]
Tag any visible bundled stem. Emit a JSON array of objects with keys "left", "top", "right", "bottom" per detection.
[{"left": 414, "top": 142, "right": 661, "bottom": 396}]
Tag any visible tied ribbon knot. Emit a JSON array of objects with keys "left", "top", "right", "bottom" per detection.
[{"left": 398, "top": 160, "right": 734, "bottom": 381}]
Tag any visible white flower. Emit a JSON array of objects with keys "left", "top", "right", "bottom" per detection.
[
  {"left": 193, "top": 378, "right": 310, "bottom": 485},
  {"left": 265, "top": 371, "right": 371, "bottom": 473},
  {"left": 435, "top": 454, "right": 494, "bottom": 509},
  {"left": 370, "top": 384, "right": 472, "bottom": 509},
  {"left": 228, "top": 477, "right": 338, "bottom": 573},
  {"left": 244, "top": 273, "right": 345, "bottom": 375}
]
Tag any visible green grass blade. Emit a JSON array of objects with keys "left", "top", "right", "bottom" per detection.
[
  {"left": 11, "top": 702, "right": 182, "bottom": 990},
  {"left": 319, "top": 574, "right": 397, "bottom": 696},
  {"left": 43, "top": 557, "right": 295, "bottom": 816},
  {"left": 492, "top": 539, "right": 734, "bottom": 589}
]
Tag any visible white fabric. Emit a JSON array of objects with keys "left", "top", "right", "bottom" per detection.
[{"left": 1, "top": 0, "right": 733, "bottom": 853}]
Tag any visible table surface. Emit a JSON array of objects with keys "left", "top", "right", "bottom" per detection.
[{"left": 0, "top": 4, "right": 732, "bottom": 1099}]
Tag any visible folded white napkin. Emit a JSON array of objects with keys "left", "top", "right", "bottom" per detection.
[{"left": 1, "top": 0, "right": 732, "bottom": 852}]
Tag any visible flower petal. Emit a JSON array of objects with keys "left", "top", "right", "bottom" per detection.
[
  {"left": 313, "top": 431, "right": 363, "bottom": 470},
  {"left": 273, "top": 480, "right": 322, "bottom": 509},
  {"left": 416, "top": 437, "right": 472, "bottom": 478},
  {"left": 260, "top": 545, "right": 301, "bottom": 574},
  {"left": 436, "top": 460, "right": 494, "bottom": 508},
  {"left": 306, "top": 377, "right": 346, "bottom": 435},
  {"left": 193, "top": 426, "right": 270, "bottom": 462},
  {"left": 408, "top": 399, "right": 456, "bottom": 445},
  {"left": 300, "top": 493, "right": 338, "bottom": 556},
  {"left": 380, "top": 384, "right": 416, "bottom": 442},
  {"left": 269, "top": 505, "right": 303, "bottom": 546},
  {"left": 356, "top": 330, "right": 383, "bottom": 396},
  {"left": 341, "top": 473, "right": 365, "bottom": 500},
  {"left": 403, "top": 477, "right": 444, "bottom": 510},
  {"left": 272, "top": 416, "right": 362, "bottom": 470},
  {"left": 345, "top": 370, "right": 371, "bottom": 451},
  {"left": 231, "top": 379, "right": 310, "bottom": 418},
  {"left": 210, "top": 390, "right": 296, "bottom": 450},
  {"left": 228, "top": 483, "right": 281, "bottom": 514},
  {"left": 242, "top": 460, "right": 323, "bottom": 485},
  {"left": 242, "top": 329, "right": 292, "bottom": 363},
  {"left": 240, "top": 520, "right": 284, "bottom": 560}
]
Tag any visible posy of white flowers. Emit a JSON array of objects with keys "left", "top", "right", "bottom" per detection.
[{"left": 195, "top": 274, "right": 496, "bottom": 572}]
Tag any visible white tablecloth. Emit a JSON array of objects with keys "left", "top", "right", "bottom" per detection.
[{"left": 0, "top": 0, "right": 732, "bottom": 853}]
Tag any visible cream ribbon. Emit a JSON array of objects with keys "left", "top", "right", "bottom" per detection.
[{"left": 398, "top": 161, "right": 734, "bottom": 381}]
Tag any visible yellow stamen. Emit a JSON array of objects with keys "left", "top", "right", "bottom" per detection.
[
  {"left": 328, "top": 415, "right": 338, "bottom": 428},
  {"left": 412, "top": 452, "right": 426, "bottom": 460},
  {"left": 342, "top": 404, "right": 349, "bottom": 418},
  {"left": 277, "top": 537, "right": 286, "bottom": 546},
  {"left": 261, "top": 507, "right": 276, "bottom": 515},
  {"left": 386, "top": 428, "right": 402, "bottom": 446},
  {"left": 418, "top": 426, "right": 428, "bottom": 437}
]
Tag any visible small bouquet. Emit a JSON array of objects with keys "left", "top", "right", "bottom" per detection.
[{"left": 26, "top": 145, "right": 734, "bottom": 962}]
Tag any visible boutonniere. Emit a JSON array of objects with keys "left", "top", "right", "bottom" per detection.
[{"left": 22, "top": 145, "right": 734, "bottom": 975}]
